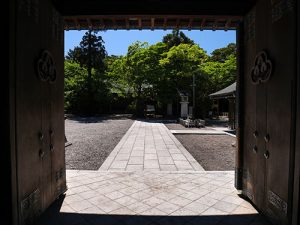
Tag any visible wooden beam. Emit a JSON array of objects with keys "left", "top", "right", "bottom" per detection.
[
  {"left": 63, "top": 15, "right": 242, "bottom": 30},
  {"left": 200, "top": 18, "right": 206, "bottom": 31},
  {"left": 163, "top": 18, "right": 167, "bottom": 30},
  {"left": 125, "top": 18, "right": 129, "bottom": 30},
  {"left": 100, "top": 18, "right": 105, "bottom": 29},
  {"left": 87, "top": 18, "right": 92, "bottom": 29},
  {"left": 151, "top": 18, "right": 155, "bottom": 30},
  {"left": 75, "top": 18, "right": 80, "bottom": 30},
  {"left": 112, "top": 18, "right": 117, "bottom": 30},
  {"left": 188, "top": 18, "right": 193, "bottom": 31},
  {"left": 225, "top": 19, "right": 231, "bottom": 31},
  {"left": 176, "top": 18, "right": 180, "bottom": 29},
  {"left": 212, "top": 19, "right": 218, "bottom": 31},
  {"left": 138, "top": 18, "right": 142, "bottom": 30}
]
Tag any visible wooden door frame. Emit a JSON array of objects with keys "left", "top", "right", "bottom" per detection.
[
  {"left": 235, "top": 22, "right": 244, "bottom": 190},
  {"left": 292, "top": 1, "right": 300, "bottom": 224},
  {"left": 8, "top": 0, "right": 18, "bottom": 224}
]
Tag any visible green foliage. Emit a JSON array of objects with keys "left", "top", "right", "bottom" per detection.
[
  {"left": 65, "top": 31, "right": 110, "bottom": 115},
  {"left": 65, "top": 30, "right": 237, "bottom": 117},
  {"left": 162, "top": 30, "right": 194, "bottom": 49},
  {"left": 66, "top": 30, "right": 107, "bottom": 72},
  {"left": 210, "top": 43, "right": 236, "bottom": 62},
  {"left": 64, "top": 60, "right": 110, "bottom": 115}
]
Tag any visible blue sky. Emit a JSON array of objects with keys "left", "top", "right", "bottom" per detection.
[{"left": 65, "top": 30, "right": 236, "bottom": 56}]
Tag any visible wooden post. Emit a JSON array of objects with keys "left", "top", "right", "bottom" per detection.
[{"left": 235, "top": 21, "right": 244, "bottom": 190}]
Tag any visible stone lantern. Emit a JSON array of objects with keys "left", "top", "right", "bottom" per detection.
[{"left": 180, "top": 94, "right": 189, "bottom": 118}]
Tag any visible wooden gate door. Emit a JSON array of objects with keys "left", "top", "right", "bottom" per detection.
[
  {"left": 15, "top": 1, "right": 66, "bottom": 224},
  {"left": 263, "top": 3, "right": 296, "bottom": 223},
  {"left": 243, "top": 1, "right": 297, "bottom": 224}
]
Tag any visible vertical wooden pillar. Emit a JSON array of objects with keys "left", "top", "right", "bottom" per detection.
[
  {"left": 235, "top": 22, "right": 244, "bottom": 190},
  {"left": 292, "top": 1, "right": 300, "bottom": 224},
  {"left": 8, "top": 0, "right": 18, "bottom": 224}
]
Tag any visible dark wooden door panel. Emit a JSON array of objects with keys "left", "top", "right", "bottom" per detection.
[
  {"left": 16, "top": 0, "right": 66, "bottom": 224},
  {"left": 243, "top": 1, "right": 297, "bottom": 224},
  {"left": 243, "top": 29, "right": 257, "bottom": 203},
  {"left": 16, "top": 3, "right": 44, "bottom": 222},
  {"left": 49, "top": 19, "right": 66, "bottom": 199},
  {"left": 264, "top": 10, "right": 296, "bottom": 223}
]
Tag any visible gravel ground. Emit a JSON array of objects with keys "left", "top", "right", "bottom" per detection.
[
  {"left": 65, "top": 115, "right": 134, "bottom": 170},
  {"left": 174, "top": 134, "right": 236, "bottom": 171}
]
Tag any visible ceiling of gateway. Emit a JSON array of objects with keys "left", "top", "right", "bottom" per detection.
[
  {"left": 57, "top": 0, "right": 255, "bottom": 30},
  {"left": 64, "top": 15, "right": 241, "bottom": 30}
]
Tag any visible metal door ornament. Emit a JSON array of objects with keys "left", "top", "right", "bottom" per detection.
[
  {"left": 36, "top": 50, "right": 56, "bottom": 83},
  {"left": 251, "top": 51, "right": 273, "bottom": 85}
]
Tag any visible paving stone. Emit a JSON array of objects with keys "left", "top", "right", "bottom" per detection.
[
  {"left": 131, "top": 151, "right": 144, "bottom": 157},
  {"left": 97, "top": 200, "right": 123, "bottom": 213},
  {"left": 42, "top": 170, "right": 270, "bottom": 225},
  {"left": 168, "top": 196, "right": 192, "bottom": 207},
  {"left": 114, "top": 196, "right": 138, "bottom": 206},
  {"left": 172, "top": 154, "right": 187, "bottom": 161},
  {"left": 212, "top": 200, "right": 239, "bottom": 213},
  {"left": 144, "top": 160, "right": 160, "bottom": 169},
  {"left": 155, "top": 202, "right": 181, "bottom": 214},
  {"left": 126, "top": 201, "right": 153, "bottom": 214},
  {"left": 145, "top": 154, "right": 158, "bottom": 160},
  {"left": 128, "top": 156, "right": 144, "bottom": 165},
  {"left": 69, "top": 200, "right": 94, "bottom": 212},
  {"left": 195, "top": 196, "right": 219, "bottom": 207},
  {"left": 142, "top": 196, "right": 166, "bottom": 207},
  {"left": 99, "top": 121, "right": 204, "bottom": 171},
  {"left": 115, "top": 154, "right": 131, "bottom": 161},
  {"left": 126, "top": 165, "right": 144, "bottom": 171},
  {"left": 79, "top": 206, "right": 105, "bottom": 214},
  {"left": 109, "top": 207, "right": 136, "bottom": 215},
  {"left": 158, "top": 157, "right": 174, "bottom": 165},
  {"left": 157, "top": 151, "right": 171, "bottom": 157},
  {"left": 105, "top": 191, "right": 125, "bottom": 200},
  {"left": 130, "top": 191, "right": 151, "bottom": 201},
  {"left": 184, "top": 201, "right": 211, "bottom": 214},
  {"left": 160, "top": 165, "right": 177, "bottom": 171}
]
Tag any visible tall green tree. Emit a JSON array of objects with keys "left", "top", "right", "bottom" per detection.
[
  {"left": 160, "top": 43, "right": 207, "bottom": 91},
  {"left": 66, "top": 30, "right": 107, "bottom": 83},
  {"left": 65, "top": 31, "right": 108, "bottom": 114},
  {"left": 64, "top": 60, "right": 110, "bottom": 114},
  {"left": 210, "top": 43, "right": 236, "bottom": 62},
  {"left": 162, "top": 30, "right": 194, "bottom": 49}
]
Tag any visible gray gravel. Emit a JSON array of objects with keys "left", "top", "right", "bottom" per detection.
[
  {"left": 174, "top": 134, "right": 236, "bottom": 171},
  {"left": 65, "top": 116, "right": 134, "bottom": 170}
]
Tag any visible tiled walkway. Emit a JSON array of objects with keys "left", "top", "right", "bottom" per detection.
[
  {"left": 39, "top": 170, "right": 270, "bottom": 225},
  {"left": 39, "top": 120, "right": 270, "bottom": 225},
  {"left": 99, "top": 120, "right": 204, "bottom": 171}
]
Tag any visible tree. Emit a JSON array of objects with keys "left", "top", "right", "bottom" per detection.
[
  {"left": 66, "top": 30, "right": 107, "bottom": 84},
  {"left": 160, "top": 43, "right": 207, "bottom": 90},
  {"left": 210, "top": 43, "right": 236, "bottom": 62},
  {"left": 65, "top": 31, "right": 108, "bottom": 114},
  {"left": 162, "top": 30, "right": 194, "bottom": 49},
  {"left": 64, "top": 60, "right": 110, "bottom": 114}
]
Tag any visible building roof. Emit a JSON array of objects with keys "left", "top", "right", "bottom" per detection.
[{"left": 209, "top": 82, "right": 236, "bottom": 99}]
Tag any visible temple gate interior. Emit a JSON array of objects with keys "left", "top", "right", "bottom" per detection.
[{"left": 7, "top": 0, "right": 299, "bottom": 224}]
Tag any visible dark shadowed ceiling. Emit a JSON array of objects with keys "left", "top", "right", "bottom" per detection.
[{"left": 54, "top": 0, "right": 256, "bottom": 30}]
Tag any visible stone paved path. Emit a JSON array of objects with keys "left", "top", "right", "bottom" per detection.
[
  {"left": 39, "top": 170, "right": 270, "bottom": 225},
  {"left": 99, "top": 120, "right": 204, "bottom": 171},
  {"left": 39, "top": 120, "right": 270, "bottom": 225}
]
